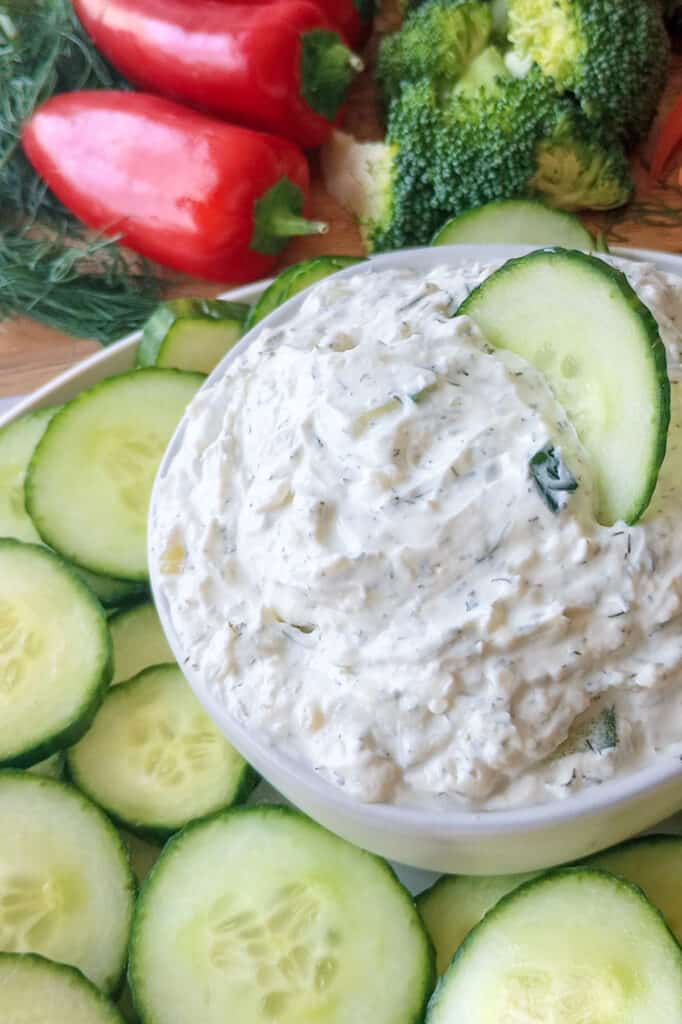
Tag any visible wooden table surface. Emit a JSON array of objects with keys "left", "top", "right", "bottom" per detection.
[{"left": 4, "top": 14, "right": 682, "bottom": 399}]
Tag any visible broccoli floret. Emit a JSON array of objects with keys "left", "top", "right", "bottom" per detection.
[
  {"left": 531, "top": 121, "right": 632, "bottom": 212},
  {"left": 321, "top": 71, "right": 632, "bottom": 252},
  {"left": 377, "top": 0, "right": 493, "bottom": 102},
  {"left": 506, "top": 0, "right": 670, "bottom": 144},
  {"left": 453, "top": 44, "right": 510, "bottom": 98}
]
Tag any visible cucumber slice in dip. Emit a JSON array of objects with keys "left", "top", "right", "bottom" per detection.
[
  {"left": 458, "top": 248, "right": 670, "bottom": 524},
  {"left": 426, "top": 868, "right": 682, "bottom": 1023},
  {"left": 432, "top": 199, "right": 596, "bottom": 248}
]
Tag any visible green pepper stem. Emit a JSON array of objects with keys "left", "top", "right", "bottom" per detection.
[
  {"left": 301, "top": 30, "right": 363, "bottom": 121},
  {"left": 269, "top": 215, "right": 329, "bottom": 238},
  {"left": 251, "top": 177, "right": 329, "bottom": 256}
]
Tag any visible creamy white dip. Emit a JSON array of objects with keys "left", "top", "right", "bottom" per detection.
[{"left": 152, "top": 256, "right": 682, "bottom": 809}]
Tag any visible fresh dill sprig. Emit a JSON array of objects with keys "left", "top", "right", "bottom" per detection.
[
  {"left": 0, "top": 229, "right": 163, "bottom": 343},
  {"left": 0, "top": 0, "right": 164, "bottom": 343}
]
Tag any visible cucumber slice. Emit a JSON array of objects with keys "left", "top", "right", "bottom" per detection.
[
  {"left": 0, "top": 406, "right": 59, "bottom": 543},
  {"left": 0, "top": 772, "right": 135, "bottom": 993},
  {"left": 0, "top": 540, "right": 111, "bottom": 768},
  {"left": 245, "top": 255, "right": 365, "bottom": 330},
  {"left": 0, "top": 406, "right": 146, "bottom": 606},
  {"left": 26, "top": 369, "right": 204, "bottom": 580},
  {"left": 245, "top": 264, "right": 303, "bottom": 330},
  {"left": 110, "top": 601, "right": 173, "bottom": 684},
  {"left": 0, "top": 953, "right": 125, "bottom": 1024},
  {"left": 432, "top": 199, "right": 596, "bottom": 247},
  {"left": 28, "top": 752, "right": 66, "bottom": 780},
  {"left": 76, "top": 568, "right": 148, "bottom": 610},
  {"left": 67, "top": 664, "right": 257, "bottom": 837},
  {"left": 427, "top": 868, "right": 682, "bottom": 1023},
  {"left": 586, "top": 835, "right": 682, "bottom": 945},
  {"left": 417, "top": 872, "right": 538, "bottom": 974},
  {"left": 137, "top": 299, "right": 250, "bottom": 375},
  {"left": 458, "top": 249, "right": 671, "bottom": 524},
  {"left": 130, "top": 805, "right": 435, "bottom": 1024}
]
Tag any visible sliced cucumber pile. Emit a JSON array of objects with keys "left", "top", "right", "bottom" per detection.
[
  {"left": 26, "top": 369, "right": 203, "bottom": 580},
  {"left": 0, "top": 772, "right": 134, "bottom": 993},
  {"left": 68, "top": 664, "right": 256, "bottom": 836},
  {"left": 0, "top": 540, "right": 111, "bottom": 768},
  {"left": 426, "top": 868, "right": 682, "bottom": 1023},
  {"left": 586, "top": 835, "right": 682, "bottom": 945},
  {"left": 110, "top": 601, "right": 174, "bottom": 684},
  {"left": 458, "top": 248, "right": 671, "bottom": 524},
  {"left": 417, "top": 871, "right": 538, "bottom": 975},
  {"left": 432, "top": 199, "right": 597, "bottom": 247},
  {"left": 245, "top": 255, "right": 365, "bottom": 329},
  {"left": 0, "top": 953, "right": 124, "bottom": 1024},
  {"left": 137, "top": 298, "right": 250, "bottom": 375},
  {"left": 130, "top": 805, "right": 435, "bottom": 1024}
]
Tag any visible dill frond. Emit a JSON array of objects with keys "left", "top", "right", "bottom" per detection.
[
  {"left": 0, "top": 229, "right": 163, "bottom": 343},
  {"left": 0, "top": 0, "right": 164, "bottom": 343}
]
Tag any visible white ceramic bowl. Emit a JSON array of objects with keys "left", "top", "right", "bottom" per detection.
[{"left": 148, "top": 245, "right": 682, "bottom": 874}]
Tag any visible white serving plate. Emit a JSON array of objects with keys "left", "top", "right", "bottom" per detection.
[{"left": 6, "top": 246, "right": 682, "bottom": 882}]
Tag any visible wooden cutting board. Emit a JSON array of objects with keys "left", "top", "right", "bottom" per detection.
[{"left": 3, "top": 10, "right": 682, "bottom": 399}]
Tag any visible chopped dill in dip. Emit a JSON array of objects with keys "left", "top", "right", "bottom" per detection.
[{"left": 151, "top": 257, "right": 682, "bottom": 810}]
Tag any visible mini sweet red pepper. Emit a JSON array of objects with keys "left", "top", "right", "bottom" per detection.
[
  {"left": 72, "top": 0, "right": 363, "bottom": 149},
  {"left": 214, "top": 0, "right": 375, "bottom": 48},
  {"left": 22, "top": 92, "right": 328, "bottom": 283},
  {"left": 295, "top": 0, "right": 374, "bottom": 47}
]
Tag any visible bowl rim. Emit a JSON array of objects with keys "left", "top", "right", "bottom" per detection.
[{"left": 149, "top": 243, "right": 682, "bottom": 835}]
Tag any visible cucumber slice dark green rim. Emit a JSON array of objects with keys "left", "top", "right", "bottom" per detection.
[
  {"left": 0, "top": 952, "right": 126, "bottom": 1023},
  {"left": 130, "top": 804, "right": 436, "bottom": 1024},
  {"left": 427, "top": 866, "right": 682, "bottom": 1023},
  {"left": 67, "top": 664, "right": 258, "bottom": 839},
  {"left": 0, "top": 771, "right": 135, "bottom": 995},
  {"left": 458, "top": 248, "right": 671, "bottom": 525},
  {"left": 0, "top": 538, "right": 112, "bottom": 768},
  {"left": 25, "top": 368, "right": 204, "bottom": 581}
]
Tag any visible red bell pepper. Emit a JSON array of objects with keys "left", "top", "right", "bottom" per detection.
[
  {"left": 215, "top": 0, "right": 375, "bottom": 48},
  {"left": 295, "top": 0, "right": 374, "bottom": 47},
  {"left": 22, "top": 92, "right": 327, "bottom": 283},
  {"left": 651, "top": 96, "right": 682, "bottom": 180},
  {"left": 71, "top": 0, "right": 363, "bottom": 149}
]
